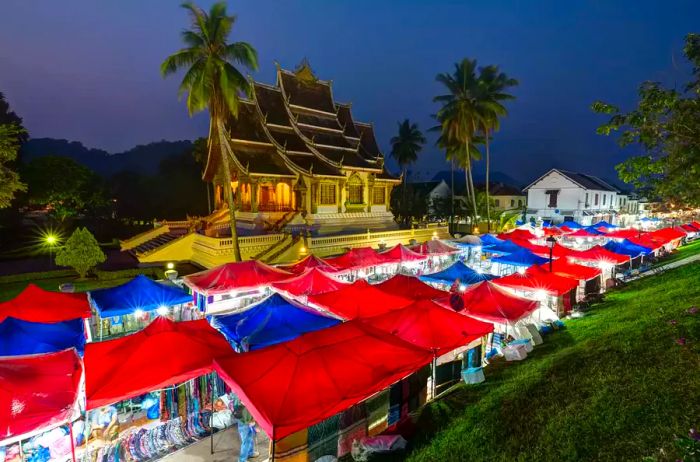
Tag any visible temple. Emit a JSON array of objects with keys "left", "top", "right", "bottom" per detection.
[{"left": 207, "top": 61, "right": 401, "bottom": 236}]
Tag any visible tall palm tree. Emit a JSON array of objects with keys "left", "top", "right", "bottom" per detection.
[
  {"left": 475, "top": 65, "right": 518, "bottom": 231},
  {"left": 390, "top": 119, "right": 426, "bottom": 200},
  {"left": 161, "top": 2, "right": 258, "bottom": 261},
  {"left": 434, "top": 59, "right": 483, "bottom": 226}
]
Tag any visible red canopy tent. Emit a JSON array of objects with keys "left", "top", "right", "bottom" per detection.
[
  {"left": 277, "top": 255, "right": 341, "bottom": 275},
  {"left": 374, "top": 274, "right": 446, "bottom": 300},
  {"left": 379, "top": 244, "right": 428, "bottom": 264},
  {"left": 565, "top": 228, "right": 600, "bottom": 238},
  {"left": 571, "top": 245, "right": 630, "bottom": 266},
  {"left": 543, "top": 259, "right": 601, "bottom": 282},
  {"left": 362, "top": 300, "right": 493, "bottom": 354},
  {"left": 308, "top": 279, "right": 413, "bottom": 320},
  {"left": 271, "top": 268, "right": 349, "bottom": 297},
  {"left": 84, "top": 318, "right": 232, "bottom": 410},
  {"left": 493, "top": 265, "right": 579, "bottom": 297},
  {"left": 409, "top": 240, "right": 460, "bottom": 256},
  {"left": 650, "top": 227, "right": 688, "bottom": 243},
  {"left": 323, "top": 247, "right": 391, "bottom": 271},
  {"left": 601, "top": 228, "right": 643, "bottom": 240},
  {"left": 503, "top": 238, "right": 551, "bottom": 257},
  {"left": 691, "top": 221, "right": 700, "bottom": 229},
  {"left": 558, "top": 225, "right": 574, "bottom": 233},
  {"left": 542, "top": 226, "right": 565, "bottom": 237},
  {"left": 681, "top": 224, "right": 699, "bottom": 233},
  {"left": 0, "top": 284, "right": 91, "bottom": 323},
  {"left": 437, "top": 281, "right": 538, "bottom": 324},
  {"left": 213, "top": 321, "right": 433, "bottom": 440},
  {"left": 1, "top": 349, "right": 83, "bottom": 442},
  {"left": 628, "top": 235, "right": 664, "bottom": 252},
  {"left": 497, "top": 228, "right": 536, "bottom": 241},
  {"left": 183, "top": 261, "right": 292, "bottom": 295}
]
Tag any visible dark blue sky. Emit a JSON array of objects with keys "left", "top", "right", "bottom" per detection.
[{"left": 1, "top": 0, "right": 698, "bottom": 184}]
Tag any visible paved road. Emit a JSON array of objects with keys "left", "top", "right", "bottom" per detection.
[{"left": 161, "top": 426, "right": 270, "bottom": 462}]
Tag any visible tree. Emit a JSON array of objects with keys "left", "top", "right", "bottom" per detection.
[
  {"left": 21, "top": 156, "right": 109, "bottom": 221},
  {"left": 55, "top": 227, "right": 106, "bottom": 278},
  {"left": 390, "top": 119, "right": 426, "bottom": 200},
  {"left": 592, "top": 33, "right": 700, "bottom": 207},
  {"left": 474, "top": 66, "right": 518, "bottom": 231},
  {"left": 434, "top": 59, "right": 483, "bottom": 226},
  {"left": 0, "top": 123, "right": 27, "bottom": 208},
  {"left": 390, "top": 184, "right": 429, "bottom": 226},
  {"left": 162, "top": 2, "right": 258, "bottom": 261}
]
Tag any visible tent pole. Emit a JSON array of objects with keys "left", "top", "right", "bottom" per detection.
[
  {"left": 69, "top": 422, "right": 77, "bottom": 462},
  {"left": 270, "top": 428, "right": 276, "bottom": 462},
  {"left": 19, "top": 437, "right": 25, "bottom": 462},
  {"left": 210, "top": 395, "right": 214, "bottom": 454},
  {"left": 431, "top": 355, "right": 437, "bottom": 401}
]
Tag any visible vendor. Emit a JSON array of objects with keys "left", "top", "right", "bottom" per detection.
[{"left": 90, "top": 405, "right": 119, "bottom": 441}]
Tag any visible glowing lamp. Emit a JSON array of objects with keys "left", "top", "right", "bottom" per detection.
[
  {"left": 166, "top": 262, "right": 175, "bottom": 270},
  {"left": 536, "top": 290, "right": 548, "bottom": 300},
  {"left": 157, "top": 305, "right": 169, "bottom": 316},
  {"left": 134, "top": 309, "right": 145, "bottom": 318},
  {"left": 517, "top": 267, "right": 526, "bottom": 275},
  {"left": 45, "top": 235, "right": 58, "bottom": 245},
  {"left": 459, "top": 284, "right": 467, "bottom": 292}
]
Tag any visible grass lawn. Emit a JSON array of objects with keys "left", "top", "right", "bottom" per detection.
[
  {"left": 385, "top": 263, "right": 700, "bottom": 462},
  {"left": 0, "top": 276, "right": 135, "bottom": 302},
  {"left": 654, "top": 239, "right": 700, "bottom": 267}
]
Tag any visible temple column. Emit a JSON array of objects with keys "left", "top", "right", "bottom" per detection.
[
  {"left": 337, "top": 179, "right": 346, "bottom": 213},
  {"left": 250, "top": 179, "right": 259, "bottom": 213},
  {"left": 365, "top": 176, "right": 374, "bottom": 213},
  {"left": 235, "top": 182, "right": 242, "bottom": 210},
  {"left": 310, "top": 180, "right": 319, "bottom": 214}
]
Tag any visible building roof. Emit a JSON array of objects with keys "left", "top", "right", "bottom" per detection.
[
  {"left": 407, "top": 180, "right": 446, "bottom": 196},
  {"left": 525, "top": 168, "right": 619, "bottom": 192},
  {"left": 472, "top": 182, "right": 524, "bottom": 196},
  {"left": 221, "top": 62, "right": 399, "bottom": 182}
]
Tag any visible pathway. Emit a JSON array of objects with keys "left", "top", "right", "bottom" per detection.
[{"left": 160, "top": 426, "right": 270, "bottom": 462}]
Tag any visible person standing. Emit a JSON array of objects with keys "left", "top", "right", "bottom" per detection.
[{"left": 236, "top": 406, "right": 259, "bottom": 461}]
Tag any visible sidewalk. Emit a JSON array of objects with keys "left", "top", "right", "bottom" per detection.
[
  {"left": 161, "top": 426, "right": 270, "bottom": 462},
  {"left": 626, "top": 252, "right": 700, "bottom": 282}
]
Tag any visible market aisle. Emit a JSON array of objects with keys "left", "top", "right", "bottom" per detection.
[{"left": 161, "top": 426, "right": 270, "bottom": 462}]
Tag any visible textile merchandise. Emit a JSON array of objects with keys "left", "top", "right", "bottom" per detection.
[
  {"left": 273, "top": 428, "right": 308, "bottom": 462},
  {"left": 337, "top": 404, "right": 367, "bottom": 459},
  {"left": 307, "top": 414, "right": 340, "bottom": 462}
]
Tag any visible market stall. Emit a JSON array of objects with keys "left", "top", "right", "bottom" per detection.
[
  {"left": 408, "top": 240, "right": 461, "bottom": 272},
  {"left": 0, "top": 317, "right": 86, "bottom": 356},
  {"left": 208, "top": 293, "right": 341, "bottom": 351},
  {"left": 183, "top": 261, "right": 293, "bottom": 315},
  {"left": 277, "top": 254, "right": 341, "bottom": 275},
  {"left": 490, "top": 248, "right": 550, "bottom": 276},
  {"left": 323, "top": 247, "right": 395, "bottom": 282},
  {"left": 566, "top": 245, "right": 630, "bottom": 284},
  {"left": 270, "top": 267, "right": 349, "bottom": 302},
  {"left": 374, "top": 274, "right": 447, "bottom": 301},
  {"left": 213, "top": 321, "right": 434, "bottom": 455},
  {"left": 420, "top": 261, "right": 496, "bottom": 290},
  {"left": 544, "top": 259, "right": 602, "bottom": 299},
  {"left": 88, "top": 274, "right": 194, "bottom": 340},
  {"left": 603, "top": 239, "right": 652, "bottom": 269},
  {"left": 495, "top": 266, "right": 579, "bottom": 317},
  {"left": 378, "top": 244, "right": 428, "bottom": 275},
  {"left": 0, "top": 284, "right": 91, "bottom": 323},
  {"left": 0, "top": 349, "right": 83, "bottom": 456},
  {"left": 308, "top": 279, "right": 413, "bottom": 320}
]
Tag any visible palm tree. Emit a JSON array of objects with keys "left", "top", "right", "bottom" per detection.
[
  {"left": 434, "top": 59, "right": 483, "bottom": 227},
  {"left": 161, "top": 2, "right": 258, "bottom": 261},
  {"left": 474, "top": 65, "right": 518, "bottom": 231},
  {"left": 390, "top": 119, "right": 426, "bottom": 200}
]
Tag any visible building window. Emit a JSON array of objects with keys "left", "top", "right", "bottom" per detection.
[
  {"left": 594, "top": 193, "right": 599, "bottom": 206},
  {"left": 510, "top": 199, "right": 515, "bottom": 207},
  {"left": 603, "top": 194, "right": 606, "bottom": 206},
  {"left": 348, "top": 184, "right": 363, "bottom": 204},
  {"left": 518, "top": 199, "right": 523, "bottom": 207},
  {"left": 372, "top": 187, "right": 386, "bottom": 205},
  {"left": 494, "top": 199, "right": 500, "bottom": 207},
  {"left": 585, "top": 193, "right": 589, "bottom": 207},
  {"left": 545, "top": 189, "right": 559, "bottom": 208},
  {"left": 319, "top": 184, "right": 336, "bottom": 205}
]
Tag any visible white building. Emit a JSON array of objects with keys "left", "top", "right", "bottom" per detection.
[
  {"left": 410, "top": 180, "right": 452, "bottom": 218},
  {"left": 524, "top": 169, "right": 622, "bottom": 226}
]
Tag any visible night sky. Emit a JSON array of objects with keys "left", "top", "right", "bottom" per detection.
[{"left": 1, "top": 0, "right": 698, "bottom": 185}]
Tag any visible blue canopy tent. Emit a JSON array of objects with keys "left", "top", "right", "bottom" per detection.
[
  {"left": 479, "top": 234, "right": 505, "bottom": 247},
  {"left": 0, "top": 317, "right": 86, "bottom": 356},
  {"left": 604, "top": 239, "right": 652, "bottom": 258},
  {"left": 208, "top": 293, "right": 341, "bottom": 351},
  {"left": 560, "top": 220, "right": 583, "bottom": 229},
  {"left": 491, "top": 248, "right": 549, "bottom": 267},
  {"left": 582, "top": 226, "right": 607, "bottom": 236},
  {"left": 420, "top": 261, "right": 496, "bottom": 286},
  {"left": 484, "top": 240, "right": 527, "bottom": 255},
  {"left": 542, "top": 220, "right": 553, "bottom": 228},
  {"left": 90, "top": 274, "right": 192, "bottom": 317},
  {"left": 592, "top": 220, "right": 617, "bottom": 229}
]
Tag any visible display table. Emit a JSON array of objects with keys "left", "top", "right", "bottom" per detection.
[
  {"left": 510, "top": 338, "right": 533, "bottom": 353},
  {"left": 461, "top": 367, "right": 485, "bottom": 384}
]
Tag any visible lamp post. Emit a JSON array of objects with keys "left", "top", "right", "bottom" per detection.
[
  {"left": 546, "top": 236, "right": 557, "bottom": 272},
  {"left": 45, "top": 234, "right": 58, "bottom": 269}
]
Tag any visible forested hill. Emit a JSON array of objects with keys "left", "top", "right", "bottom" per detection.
[{"left": 20, "top": 138, "right": 193, "bottom": 176}]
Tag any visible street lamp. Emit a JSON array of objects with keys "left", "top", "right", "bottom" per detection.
[
  {"left": 546, "top": 236, "right": 557, "bottom": 272},
  {"left": 45, "top": 234, "right": 58, "bottom": 268}
]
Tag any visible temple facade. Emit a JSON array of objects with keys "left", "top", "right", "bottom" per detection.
[{"left": 207, "top": 62, "right": 401, "bottom": 236}]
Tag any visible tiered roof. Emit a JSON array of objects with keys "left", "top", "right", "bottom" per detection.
[{"left": 226, "top": 62, "right": 398, "bottom": 181}]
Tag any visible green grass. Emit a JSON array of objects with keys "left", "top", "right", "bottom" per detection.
[
  {"left": 385, "top": 263, "right": 700, "bottom": 462},
  {"left": 654, "top": 239, "right": 700, "bottom": 267}
]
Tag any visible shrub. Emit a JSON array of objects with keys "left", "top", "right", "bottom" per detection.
[{"left": 55, "top": 228, "right": 106, "bottom": 278}]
